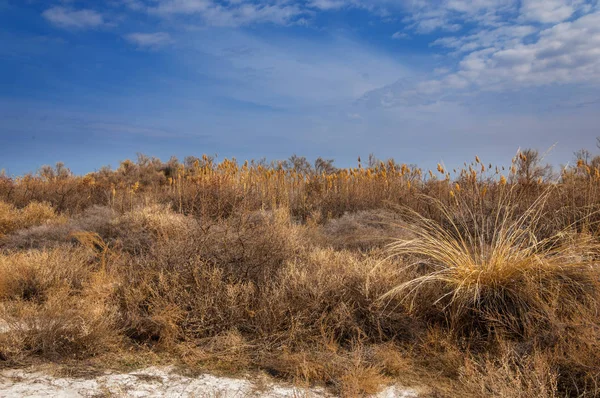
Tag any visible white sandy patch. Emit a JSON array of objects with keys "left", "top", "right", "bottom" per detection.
[{"left": 0, "top": 366, "right": 419, "bottom": 397}]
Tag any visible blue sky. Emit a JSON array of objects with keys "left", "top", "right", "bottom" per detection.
[{"left": 1, "top": 0, "right": 600, "bottom": 175}]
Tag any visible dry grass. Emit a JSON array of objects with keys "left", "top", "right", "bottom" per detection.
[
  {"left": 460, "top": 348, "right": 560, "bottom": 398},
  {"left": 0, "top": 201, "right": 62, "bottom": 238},
  {"left": 1, "top": 152, "right": 600, "bottom": 396},
  {"left": 0, "top": 247, "right": 121, "bottom": 361},
  {"left": 379, "top": 190, "right": 600, "bottom": 341}
]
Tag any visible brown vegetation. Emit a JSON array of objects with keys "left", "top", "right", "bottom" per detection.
[{"left": 1, "top": 149, "right": 600, "bottom": 397}]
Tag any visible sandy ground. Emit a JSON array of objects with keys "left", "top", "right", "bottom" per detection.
[{"left": 0, "top": 366, "right": 420, "bottom": 397}]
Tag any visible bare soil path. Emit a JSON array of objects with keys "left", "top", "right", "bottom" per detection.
[{"left": 0, "top": 366, "right": 420, "bottom": 397}]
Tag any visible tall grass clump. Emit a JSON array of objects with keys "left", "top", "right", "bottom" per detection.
[
  {"left": 377, "top": 187, "right": 600, "bottom": 395},
  {"left": 380, "top": 188, "right": 600, "bottom": 340}
]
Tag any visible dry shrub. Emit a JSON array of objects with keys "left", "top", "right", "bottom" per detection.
[
  {"left": 111, "top": 206, "right": 302, "bottom": 346},
  {"left": 259, "top": 346, "right": 344, "bottom": 385},
  {"left": 110, "top": 204, "right": 196, "bottom": 254},
  {"left": 460, "top": 348, "right": 559, "bottom": 398},
  {"left": 200, "top": 208, "right": 304, "bottom": 283},
  {"left": 0, "top": 247, "right": 120, "bottom": 360},
  {"left": 115, "top": 254, "right": 256, "bottom": 346},
  {"left": 0, "top": 288, "right": 119, "bottom": 360},
  {"left": 372, "top": 342, "right": 415, "bottom": 378},
  {"left": 111, "top": 210, "right": 414, "bottom": 392},
  {"left": 0, "top": 202, "right": 16, "bottom": 236},
  {"left": 119, "top": 206, "right": 302, "bottom": 283},
  {"left": 72, "top": 205, "right": 118, "bottom": 236},
  {"left": 338, "top": 353, "right": 389, "bottom": 397},
  {"left": 547, "top": 324, "right": 600, "bottom": 397},
  {"left": 0, "top": 201, "right": 62, "bottom": 238},
  {"left": 1, "top": 223, "right": 76, "bottom": 250},
  {"left": 105, "top": 205, "right": 300, "bottom": 348},
  {"left": 369, "top": 342, "right": 455, "bottom": 397},
  {"left": 0, "top": 248, "right": 95, "bottom": 301},
  {"left": 229, "top": 249, "right": 416, "bottom": 391},
  {"left": 409, "top": 327, "right": 466, "bottom": 380},
  {"left": 0, "top": 205, "right": 117, "bottom": 250},
  {"left": 19, "top": 202, "right": 61, "bottom": 227},
  {"left": 318, "top": 210, "right": 406, "bottom": 251},
  {"left": 178, "top": 329, "right": 254, "bottom": 373},
  {"left": 255, "top": 248, "right": 411, "bottom": 346},
  {"left": 260, "top": 343, "right": 390, "bottom": 397}
]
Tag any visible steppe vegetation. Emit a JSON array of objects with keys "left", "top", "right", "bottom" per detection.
[{"left": 1, "top": 149, "right": 600, "bottom": 397}]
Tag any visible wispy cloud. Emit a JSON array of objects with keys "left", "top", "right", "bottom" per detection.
[
  {"left": 179, "top": 31, "right": 409, "bottom": 108},
  {"left": 124, "top": 32, "right": 172, "bottom": 49},
  {"left": 358, "top": 0, "right": 600, "bottom": 110},
  {"left": 42, "top": 6, "right": 105, "bottom": 30},
  {"left": 307, "top": 0, "right": 347, "bottom": 11},
  {"left": 391, "top": 31, "right": 409, "bottom": 40},
  {"left": 145, "top": 0, "right": 308, "bottom": 27},
  {"left": 520, "top": 0, "right": 581, "bottom": 23}
]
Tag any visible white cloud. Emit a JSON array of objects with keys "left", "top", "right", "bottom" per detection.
[
  {"left": 358, "top": 0, "right": 600, "bottom": 109},
  {"left": 147, "top": 0, "right": 211, "bottom": 15},
  {"left": 130, "top": 0, "right": 599, "bottom": 32},
  {"left": 446, "top": 10, "right": 600, "bottom": 89},
  {"left": 113, "top": 0, "right": 600, "bottom": 111},
  {"left": 119, "top": 0, "right": 600, "bottom": 97},
  {"left": 120, "top": 0, "right": 146, "bottom": 11},
  {"left": 520, "top": 0, "right": 578, "bottom": 23},
  {"left": 405, "top": 16, "right": 465, "bottom": 34},
  {"left": 391, "top": 31, "right": 409, "bottom": 39},
  {"left": 138, "top": 0, "right": 511, "bottom": 32},
  {"left": 432, "top": 25, "right": 538, "bottom": 54},
  {"left": 42, "top": 7, "right": 105, "bottom": 29},
  {"left": 146, "top": 0, "right": 307, "bottom": 27},
  {"left": 125, "top": 32, "right": 172, "bottom": 48},
  {"left": 308, "top": 0, "right": 347, "bottom": 11},
  {"left": 402, "top": 0, "right": 519, "bottom": 34}
]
